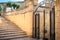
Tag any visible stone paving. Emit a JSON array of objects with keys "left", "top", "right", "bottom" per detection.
[{"left": 10, "top": 38, "right": 41, "bottom": 40}]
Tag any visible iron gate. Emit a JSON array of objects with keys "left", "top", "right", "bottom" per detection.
[{"left": 32, "top": 6, "right": 55, "bottom": 40}]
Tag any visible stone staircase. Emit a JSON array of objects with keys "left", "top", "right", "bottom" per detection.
[{"left": 0, "top": 17, "right": 28, "bottom": 40}]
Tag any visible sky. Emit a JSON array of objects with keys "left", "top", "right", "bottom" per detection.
[
  {"left": 0, "top": 0, "right": 24, "bottom": 2},
  {"left": 38, "top": 0, "right": 45, "bottom": 6},
  {"left": 0, "top": 0, "right": 44, "bottom": 3},
  {"left": 38, "top": 0, "right": 44, "bottom": 3}
]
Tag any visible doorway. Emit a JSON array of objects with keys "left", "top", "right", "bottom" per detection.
[{"left": 32, "top": 7, "right": 55, "bottom": 40}]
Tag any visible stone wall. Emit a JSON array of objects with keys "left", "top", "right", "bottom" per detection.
[
  {"left": 4, "top": 2, "right": 33, "bottom": 37},
  {"left": 55, "top": 3, "right": 60, "bottom": 40}
]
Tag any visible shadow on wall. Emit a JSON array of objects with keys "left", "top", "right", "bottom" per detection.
[{"left": 4, "top": 11, "right": 33, "bottom": 37}]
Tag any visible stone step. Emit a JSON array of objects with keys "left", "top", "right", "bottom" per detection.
[
  {"left": 0, "top": 33, "right": 27, "bottom": 37},
  {"left": 0, "top": 29, "right": 28, "bottom": 39},
  {"left": 0, "top": 35, "right": 28, "bottom": 40},
  {"left": 0, "top": 32, "right": 26, "bottom": 35},
  {"left": 0, "top": 28, "right": 22, "bottom": 31},
  {"left": 0, "top": 17, "right": 28, "bottom": 40},
  {"left": 0, "top": 30, "right": 25, "bottom": 32},
  {"left": 0, "top": 30, "right": 26, "bottom": 35},
  {"left": 0, "top": 28, "right": 26, "bottom": 31},
  {"left": 0, "top": 31, "right": 25, "bottom": 34}
]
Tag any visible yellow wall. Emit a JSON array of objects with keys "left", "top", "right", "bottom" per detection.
[
  {"left": 4, "top": 2, "right": 33, "bottom": 36},
  {"left": 55, "top": 1, "right": 60, "bottom": 40},
  {"left": 4, "top": 12, "right": 33, "bottom": 36}
]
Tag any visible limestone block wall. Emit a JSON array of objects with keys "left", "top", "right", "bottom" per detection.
[
  {"left": 55, "top": 5, "right": 60, "bottom": 40},
  {"left": 4, "top": 2, "right": 33, "bottom": 37}
]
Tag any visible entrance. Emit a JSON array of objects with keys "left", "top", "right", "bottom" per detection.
[{"left": 32, "top": 5, "right": 55, "bottom": 40}]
